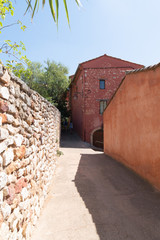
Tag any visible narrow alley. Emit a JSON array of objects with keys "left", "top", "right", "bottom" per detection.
[{"left": 32, "top": 132, "right": 160, "bottom": 240}]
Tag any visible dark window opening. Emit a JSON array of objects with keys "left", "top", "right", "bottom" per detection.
[{"left": 100, "top": 79, "right": 105, "bottom": 89}]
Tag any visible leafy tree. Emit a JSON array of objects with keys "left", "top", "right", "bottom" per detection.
[
  {"left": 12, "top": 60, "right": 70, "bottom": 118},
  {"left": 0, "top": 0, "right": 28, "bottom": 67},
  {"left": 13, "top": 61, "right": 44, "bottom": 89},
  {"left": 42, "top": 60, "right": 69, "bottom": 102}
]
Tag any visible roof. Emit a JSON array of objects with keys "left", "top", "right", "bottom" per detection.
[
  {"left": 70, "top": 54, "right": 144, "bottom": 84},
  {"left": 78, "top": 54, "right": 144, "bottom": 69},
  {"left": 126, "top": 62, "right": 160, "bottom": 75}
]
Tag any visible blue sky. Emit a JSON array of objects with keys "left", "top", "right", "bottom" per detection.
[{"left": 1, "top": 0, "right": 160, "bottom": 75}]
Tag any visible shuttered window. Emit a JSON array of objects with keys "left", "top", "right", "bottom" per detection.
[{"left": 100, "top": 100, "right": 107, "bottom": 114}]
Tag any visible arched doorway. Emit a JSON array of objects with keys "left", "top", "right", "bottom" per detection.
[{"left": 91, "top": 128, "right": 103, "bottom": 149}]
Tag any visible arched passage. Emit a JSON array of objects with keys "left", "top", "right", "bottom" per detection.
[{"left": 91, "top": 128, "right": 103, "bottom": 149}]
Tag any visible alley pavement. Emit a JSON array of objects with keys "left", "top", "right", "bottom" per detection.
[{"left": 32, "top": 132, "right": 160, "bottom": 240}]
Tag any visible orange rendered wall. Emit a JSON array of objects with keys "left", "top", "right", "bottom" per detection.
[{"left": 103, "top": 67, "right": 160, "bottom": 189}]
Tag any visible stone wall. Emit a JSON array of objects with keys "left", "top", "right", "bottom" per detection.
[{"left": 0, "top": 65, "right": 60, "bottom": 239}]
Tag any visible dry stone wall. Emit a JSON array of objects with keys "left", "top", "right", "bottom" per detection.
[{"left": 0, "top": 65, "right": 60, "bottom": 239}]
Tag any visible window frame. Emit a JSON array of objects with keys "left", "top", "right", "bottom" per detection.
[
  {"left": 99, "top": 79, "right": 105, "bottom": 89},
  {"left": 99, "top": 100, "right": 107, "bottom": 114}
]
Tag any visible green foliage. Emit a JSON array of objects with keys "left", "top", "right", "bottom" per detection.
[
  {"left": 26, "top": 0, "right": 82, "bottom": 26},
  {"left": 0, "top": 0, "right": 14, "bottom": 22},
  {"left": 12, "top": 60, "right": 71, "bottom": 118},
  {"left": 0, "top": 0, "right": 28, "bottom": 68},
  {"left": 42, "top": 60, "right": 69, "bottom": 102},
  {"left": 12, "top": 61, "right": 44, "bottom": 89},
  {"left": 57, "top": 149, "right": 64, "bottom": 156}
]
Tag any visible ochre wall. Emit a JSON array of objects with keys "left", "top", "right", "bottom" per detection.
[{"left": 103, "top": 66, "right": 160, "bottom": 189}]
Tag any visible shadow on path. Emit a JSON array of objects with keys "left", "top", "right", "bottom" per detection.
[
  {"left": 61, "top": 132, "right": 160, "bottom": 240},
  {"left": 75, "top": 157, "right": 160, "bottom": 239},
  {"left": 60, "top": 131, "right": 91, "bottom": 149}
]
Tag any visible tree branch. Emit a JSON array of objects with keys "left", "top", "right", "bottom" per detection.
[
  {"left": 6, "top": 52, "right": 27, "bottom": 65},
  {"left": 0, "top": 22, "right": 18, "bottom": 31}
]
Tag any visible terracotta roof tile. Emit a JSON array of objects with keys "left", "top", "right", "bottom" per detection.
[{"left": 126, "top": 62, "right": 160, "bottom": 75}]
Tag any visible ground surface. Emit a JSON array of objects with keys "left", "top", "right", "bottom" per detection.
[{"left": 32, "top": 132, "right": 160, "bottom": 240}]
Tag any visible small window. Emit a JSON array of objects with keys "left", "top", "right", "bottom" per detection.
[
  {"left": 100, "top": 100, "right": 107, "bottom": 114},
  {"left": 100, "top": 79, "right": 105, "bottom": 89}
]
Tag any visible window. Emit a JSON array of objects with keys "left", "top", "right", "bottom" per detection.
[
  {"left": 100, "top": 100, "right": 107, "bottom": 114},
  {"left": 99, "top": 79, "right": 105, "bottom": 89}
]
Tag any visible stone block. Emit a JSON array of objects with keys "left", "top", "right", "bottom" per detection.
[
  {"left": 0, "top": 87, "right": 9, "bottom": 100},
  {"left": 0, "top": 141, "right": 7, "bottom": 154},
  {"left": 0, "top": 113, "right": 7, "bottom": 123},
  {"left": 6, "top": 162, "right": 17, "bottom": 175},
  {"left": 4, "top": 136, "right": 14, "bottom": 147},
  {"left": 13, "top": 134, "right": 23, "bottom": 147},
  {"left": 1, "top": 202, "right": 11, "bottom": 219},
  {"left": 15, "top": 178, "right": 27, "bottom": 194},
  {"left": 8, "top": 104, "right": 17, "bottom": 116},
  {"left": 13, "top": 118, "right": 20, "bottom": 127},
  {"left": 21, "top": 103, "right": 28, "bottom": 112},
  {"left": 6, "top": 113, "right": 14, "bottom": 123},
  {"left": 13, "top": 206, "right": 22, "bottom": 220},
  {"left": 7, "top": 174, "right": 16, "bottom": 185},
  {"left": 6, "top": 184, "right": 15, "bottom": 205},
  {"left": 22, "top": 137, "right": 29, "bottom": 146},
  {"left": 26, "top": 115, "right": 33, "bottom": 125},
  {"left": 3, "top": 148, "right": 14, "bottom": 166},
  {"left": 9, "top": 85, "right": 15, "bottom": 96},
  {"left": 15, "top": 99, "right": 20, "bottom": 108},
  {"left": 0, "top": 128, "right": 9, "bottom": 140},
  {"left": 6, "top": 124, "right": 19, "bottom": 135},
  {"left": 14, "top": 145, "right": 26, "bottom": 160},
  {"left": 14, "top": 85, "right": 21, "bottom": 98},
  {"left": 3, "top": 186, "right": 9, "bottom": 198},
  {"left": 8, "top": 94, "right": 15, "bottom": 104},
  {"left": 11, "top": 194, "right": 21, "bottom": 210},
  {"left": 0, "top": 100, "right": 9, "bottom": 112},
  {"left": 9, "top": 218, "right": 18, "bottom": 232},
  {"left": 0, "top": 172, "right": 7, "bottom": 190},
  {"left": 22, "top": 120, "right": 29, "bottom": 130},
  {"left": 0, "top": 222, "right": 10, "bottom": 240},
  {"left": 21, "top": 187, "right": 29, "bottom": 201},
  {"left": 21, "top": 83, "right": 29, "bottom": 93},
  {"left": 25, "top": 147, "right": 33, "bottom": 158},
  {"left": 21, "top": 158, "right": 30, "bottom": 168},
  {"left": 16, "top": 168, "right": 24, "bottom": 178},
  {"left": 25, "top": 95, "right": 31, "bottom": 107},
  {"left": 0, "top": 70, "right": 10, "bottom": 84},
  {"left": 22, "top": 222, "right": 32, "bottom": 239}
]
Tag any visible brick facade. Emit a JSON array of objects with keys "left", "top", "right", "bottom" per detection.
[{"left": 70, "top": 54, "right": 143, "bottom": 145}]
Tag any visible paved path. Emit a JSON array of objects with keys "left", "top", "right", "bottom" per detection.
[{"left": 32, "top": 132, "right": 160, "bottom": 240}]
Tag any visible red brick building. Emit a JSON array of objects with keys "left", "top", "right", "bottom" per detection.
[{"left": 70, "top": 54, "right": 143, "bottom": 147}]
